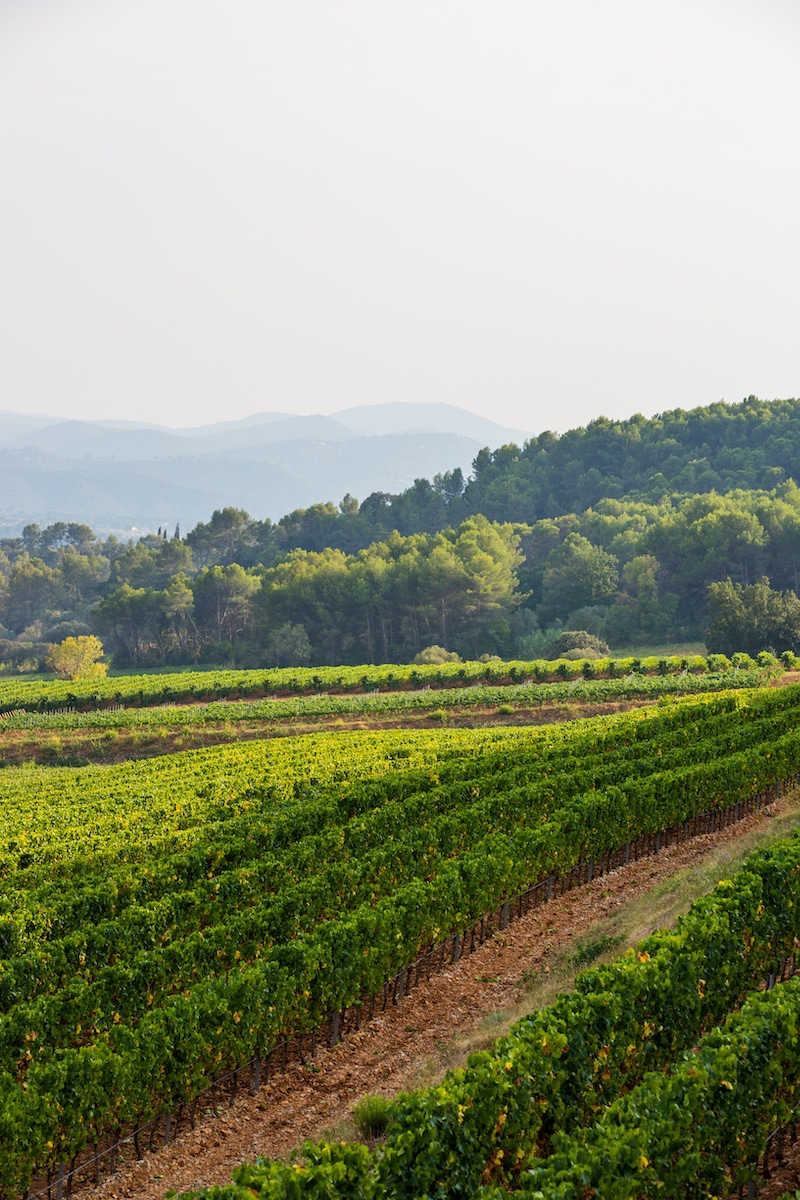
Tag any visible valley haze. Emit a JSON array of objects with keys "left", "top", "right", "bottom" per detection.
[{"left": 0, "top": 402, "right": 529, "bottom": 536}]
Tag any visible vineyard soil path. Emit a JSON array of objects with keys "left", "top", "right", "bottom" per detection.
[{"left": 85, "top": 791, "right": 799, "bottom": 1200}]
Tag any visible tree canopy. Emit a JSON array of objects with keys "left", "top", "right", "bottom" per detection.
[
  {"left": 5, "top": 398, "right": 800, "bottom": 668},
  {"left": 46, "top": 635, "right": 107, "bottom": 680},
  {"left": 706, "top": 579, "right": 800, "bottom": 657}
]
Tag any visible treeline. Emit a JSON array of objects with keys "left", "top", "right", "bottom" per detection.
[
  {"left": 264, "top": 395, "right": 800, "bottom": 551},
  {"left": 0, "top": 515, "right": 525, "bottom": 667},
  {"left": 92, "top": 517, "right": 524, "bottom": 667},
  {"left": 2, "top": 482, "right": 800, "bottom": 666},
  {"left": 4, "top": 395, "right": 800, "bottom": 667}
]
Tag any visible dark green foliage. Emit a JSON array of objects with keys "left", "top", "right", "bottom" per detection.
[
  {"left": 263, "top": 621, "right": 313, "bottom": 667},
  {"left": 568, "top": 932, "right": 624, "bottom": 967},
  {"left": 706, "top": 578, "right": 800, "bottom": 656},
  {"left": 461, "top": 395, "right": 800, "bottom": 522},
  {"left": 263, "top": 396, "right": 800, "bottom": 548},
  {"left": 540, "top": 534, "right": 619, "bottom": 622}
]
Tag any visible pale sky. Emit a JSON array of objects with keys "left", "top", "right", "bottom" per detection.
[{"left": 1, "top": 0, "right": 799, "bottom": 434}]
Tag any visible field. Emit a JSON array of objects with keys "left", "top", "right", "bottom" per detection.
[
  {"left": 0, "top": 654, "right": 776, "bottom": 768},
  {"left": 3, "top": 656, "right": 800, "bottom": 1198}
]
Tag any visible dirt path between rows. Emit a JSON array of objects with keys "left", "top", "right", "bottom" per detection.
[{"left": 80, "top": 788, "right": 800, "bottom": 1200}]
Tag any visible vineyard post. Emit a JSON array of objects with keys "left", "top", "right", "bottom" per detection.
[
  {"left": 109, "top": 1129, "right": 120, "bottom": 1173},
  {"left": 249, "top": 1054, "right": 261, "bottom": 1095}
]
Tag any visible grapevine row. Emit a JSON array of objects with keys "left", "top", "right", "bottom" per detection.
[
  {"left": 0, "top": 650, "right": 782, "bottom": 714},
  {"left": 0, "top": 667, "right": 767, "bottom": 733},
  {"left": 4, "top": 693, "right": 789, "bottom": 1002},
  {"left": 4, "top": 689, "right": 800, "bottom": 1193},
  {"left": 1, "top": 690, "right": 764, "bottom": 916},
  {"left": 187, "top": 826, "right": 800, "bottom": 1200},
  {"left": 501, "top": 971, "right": 800, "bottom": 1199}
]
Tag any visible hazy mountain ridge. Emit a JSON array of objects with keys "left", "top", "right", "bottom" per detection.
[{"left": 0, "top": 403, "right": 528, "bottom": 535}]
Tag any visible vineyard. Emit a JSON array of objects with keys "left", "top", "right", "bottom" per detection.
[
  {"left": 195, "top": 826, "right": 800, "bottom": 1200},
  {"left": 0, "top": 650, "right": 782, "bottom": 713},
  {"left": 0, "top": 653, "right": 778, "bottom": 772},
  {"left": 0, "top": 666, "right": 769, "bottom": 737},
  {"left": 3, "top": 681, "right": 800, "bottom": 1196}
]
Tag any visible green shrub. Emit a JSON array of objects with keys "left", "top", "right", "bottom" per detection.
[
  {"left": 549, "top": 630, "right": 610, "bottom": 659},
  {"left": 412, "top": 646, "right": 461, "bottom": 665}
]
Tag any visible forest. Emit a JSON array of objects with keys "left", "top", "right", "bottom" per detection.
[{"left": 3, "top": 396, "right": 800, "bottom": 667}]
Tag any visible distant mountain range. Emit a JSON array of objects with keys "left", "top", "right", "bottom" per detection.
[{"left": 0, "top": 403, "right": 529, "bottom": 536}]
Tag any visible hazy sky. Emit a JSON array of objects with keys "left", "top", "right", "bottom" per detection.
[{"left": 1, "top": 0, "right": 799, "bottom": 434}]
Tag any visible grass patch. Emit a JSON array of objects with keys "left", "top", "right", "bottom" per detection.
[
  {"left": 568, "top": 933, "right": 625, "bottom": 969},
  {"left": 607, "top": 640, "right": 706, "bottom": 658},
  {"left": 352, "top": 1094, "right": 392, "bottom": 1142}
]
